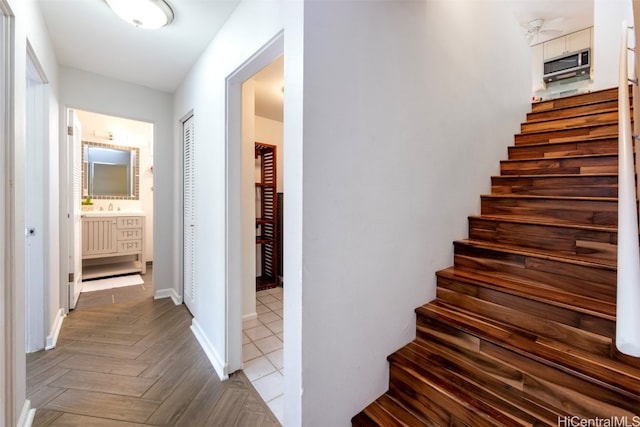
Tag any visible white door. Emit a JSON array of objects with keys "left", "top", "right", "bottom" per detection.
[
  {"left": 68, "top": 109, "right": 82, "bottom": 309},
  {"left": 25, "top": 57, "right": 45, "bottom": 352},
  {"left": 183, "top": 115, "right": 196, "bottom": 312}
]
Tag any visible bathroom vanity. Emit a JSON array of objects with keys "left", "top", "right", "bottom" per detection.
[{"left": 81, "top": 212, "right": 146, "bottom": 280}]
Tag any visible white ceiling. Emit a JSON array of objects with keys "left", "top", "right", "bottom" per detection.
[
  {"left": 510, "top": 0, "right": 594, "bottom": 45},
  {"left": 38, "top": 0, "right": 240, "bottom": 93}
]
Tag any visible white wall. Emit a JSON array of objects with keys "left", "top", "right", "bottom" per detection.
[
  {"left": 74, "top": 110, "right": 154, "bottom": 260},
  {"left": 173, "top": 0, "right": 288, "bottom": 379},
  {"left": 299, "top": 1, "right": 529, "bottom": 424},
  {"left": 593, "top": 0, "right": 633, "bottom": 90},
  {"left": 4, "top": 0, "right": 60, "bottom": 423},
  {"left": 59, "top": 67, "right": 172, "bottom": 293}
]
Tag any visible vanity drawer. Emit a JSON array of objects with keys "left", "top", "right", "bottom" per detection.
[
  {"left": 117, "top": 228, "right": 142, "bottom": 241},
  {"left": 117, "top": 217, "right": 143, "bottom": 229},
  {"left": 117, "top": 240, "right": 143, "bottom": 253}
]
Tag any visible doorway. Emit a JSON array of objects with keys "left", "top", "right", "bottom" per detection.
[
  {"left": 226, "top": 33, "right": 284, "bottom": 423},
  {"left": 66, "top": 109, "right": 155, "bottom": 309}
]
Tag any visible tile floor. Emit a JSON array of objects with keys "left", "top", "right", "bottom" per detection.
[{"left": 243, "top": 286, "right": 284, "bottom": 424}]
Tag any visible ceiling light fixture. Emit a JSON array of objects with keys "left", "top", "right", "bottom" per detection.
[{"left": 105, "top": 0, "right": 174, "bottom": 29}]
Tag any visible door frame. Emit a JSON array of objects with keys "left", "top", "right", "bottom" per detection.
[
  {"left": 225, "top": 31, "right": 284, "bottom": 374},
  {"left": 25, "top": 41, "right": 48, "bottom": 352}
]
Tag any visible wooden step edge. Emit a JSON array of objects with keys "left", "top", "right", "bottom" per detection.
[
  {"left": 468, "top": 214, "right": 618, "bottom": 233},
  {"left": 400, "top": 341, "right": 567, "bottom": 424},
  {"left": 411, "top": 329, "right": 640, "bottom": 419},
  {"left": 516, "top": 120, "right": 619, "bottom": 137},
  {"left": 523, "top": 107, "right": 621, "bottom": 126},
  {"left": 491, "top": 173, "right": 618, "bottom": 179},
  {"left": 417, "top": 302, "right": 640, "bottom": 398},
  {"left": 508, "top": 135, "right": 618, "bottom": 149},
  {"left": 530, "top": 87, "right": 629, "bottom": 112},
  {"left": 362, "top": 395, "right": 427, "bottom": 427},
  {"left": 501, "top": 153, "right": 618, "bottom": 164},
  {"left": 436, "top": 267, "right": 616, "bottom": 320},
  {"left": 453, "top": 239, "right": 617, "bottom": 270},
  {"left": 389, "top": 349, "right": 552, "bottom": 427},
  {"left": 526, "top": 105, "right": 624, "bottom": 123},
  {"left": 547, "top": 134, "right": 619, "bottom": 144},
  {"left": 480, "top": 194, "right": 618, "bottom": 202}
]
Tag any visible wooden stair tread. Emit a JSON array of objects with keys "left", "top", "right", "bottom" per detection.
[
  {"left": 481, "top": 194, "right": 617, "bottom": 202},
  {"left": 520, "top": 111, "right": 620, "bottom": 133},
  {"left": 416, "top": 302, "right": 640, "bottom": 397},
  {"left": 361, "top": 395, "right": 427, "bottom": 426},
  {"left": 388, "top": 345, "right": 557, "bottom": 426},
  {"left": 436, "top": 266, "right": 616, "bottom": 319},
  {"left": 501, "top": 153, "right": 617, "bottom": 164},
  {"left": 396, "top": 341, "right": 566, "bottom": 424},
  {"left": 530, "top": 87, "right": 627, "bottom": 112},
  {"left": 492, "top": 172, "right": 617, "bottom": 179},
  {"left": 455, "top": 239, "right": 617, "bottom": 270},
  {"left": 517, "top": 120, "right": 618, "bottom": 136},
  {"left": 469, "top": 214, "right": 618, "bottom": 232},
  {"left": 526, "top": 104, "right": 621, "bottom": 123}
]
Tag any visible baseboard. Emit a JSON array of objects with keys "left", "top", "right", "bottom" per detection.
[
  {"left": 17, "top": 400, "right": 35, "bottom": 427},
  {"left": 190, "top": 318, "right": 228, "bottom": 381},
  {"left": 242, "top": 312, "right": 258, "bottom": 322},
  {"left": 154, "top": 288, "right": 182, "bottom": 305},
  {"left": 45, "top": 309, "right": 66, "bottom": 350}
]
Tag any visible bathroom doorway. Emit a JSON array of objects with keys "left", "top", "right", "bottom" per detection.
[{"left": 67, "top": 109, "right": 155, "bottom": 308}]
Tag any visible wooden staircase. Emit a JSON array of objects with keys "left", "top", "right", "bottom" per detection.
[{"left": 353, "top": 87, "right": 640, "bottom": 426}]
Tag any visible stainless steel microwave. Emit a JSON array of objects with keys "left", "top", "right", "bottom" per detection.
[{"left": 543, "top": 48, "right": 590, "bottom": 83}]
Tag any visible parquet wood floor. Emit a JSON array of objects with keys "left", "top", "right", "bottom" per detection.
[{"left": 26, "top": 267, "right": 280, "bottom": 427}]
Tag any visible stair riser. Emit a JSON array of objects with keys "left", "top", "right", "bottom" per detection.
[
  {"left": 500, "top": 155, "right": 618, "bottom": 176},
  {"left": 452, "top": 247, "right": 616, "bottom": 302},
  {"left": 521, "top": 111, "right": 619, "bottom": 134},
  {"left": 415, "top": 313, "right": 640, "bottom": 416},
  {"left": 531, "top": 88, "right": 623, "bottom": 113},
  {"left": 514, "top": 124, "right": 617, "bottom": 146},
  {"left": 435, "top": 281, "right": 614, "bottom": 354},
  {"left": 491, "top": 175, "right": 617, "bottom": 197},
  {"left": 527, "top": 100, "right": 619, "bottom": 122},
  {"left": 468, "top": 218, "right": 617, "bottom": 261},
  {"left": 508, "top": 138, "right": 618, "bottom": 160},
  {"left": 480, "top": 197, "right": 617, "bottom": 227}
]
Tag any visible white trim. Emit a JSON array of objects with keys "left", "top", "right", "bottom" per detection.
[
  {"left": 225, "top": 30, "right": 284, "bottom": 377},
  {"left": 17, "top": 400, "right": 35, "bottom": 427},
  {"left": 154, "top": 288, "right": 181, "bottom": 305},
  {"left": 45, "top": 309, "right": 65, "bottom": 350},
  {"left": 191, "top": 318, "right": 228, "bottom": 380},
  {"left": 242, "top": 312, "right": 257, "bottom": 322}
]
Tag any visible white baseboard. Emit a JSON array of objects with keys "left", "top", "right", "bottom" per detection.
[
  {"left": 190, "top": 318, "right": 228, "bottom": 381},
  {"left": 154, "top": 288, "right": 182, "bottom": 305},
  {"left": 242, "top": 312, "right": 258, "bottom": 322},
  {"left": 45, "top": 308, "right": 66, "bottom": 350},
  {"left": 17, "top": 400, "right": 35, "bottom": 427}
]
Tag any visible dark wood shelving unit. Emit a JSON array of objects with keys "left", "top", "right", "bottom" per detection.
[{"left": 255, "top": 142, "right": 277, "bottom": 291}]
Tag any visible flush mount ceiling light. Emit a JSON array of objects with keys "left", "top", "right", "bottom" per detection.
[{"left": 105, "top": 0, "right": 174, "bottom": 29}]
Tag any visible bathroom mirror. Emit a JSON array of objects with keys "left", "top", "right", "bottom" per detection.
[{"left": 82, "top": 142, "right": 139, "bottom": 200}]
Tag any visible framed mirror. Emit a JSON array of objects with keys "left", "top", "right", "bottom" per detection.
[{"left": 82, "top": 141, "right": 140, "bottom": 200}]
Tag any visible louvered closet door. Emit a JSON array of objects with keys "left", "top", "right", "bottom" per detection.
[{"left": 183, "top": 116, "right": 196, "bottom": 312}]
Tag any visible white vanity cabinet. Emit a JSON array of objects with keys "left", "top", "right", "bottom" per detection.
[{"left": 82, "top": 213, "right": 146, "bottom": 279}]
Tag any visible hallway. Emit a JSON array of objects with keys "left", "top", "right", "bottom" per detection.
[{"left": 26, "top": 269, "right": 280, "bottom": 426}]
